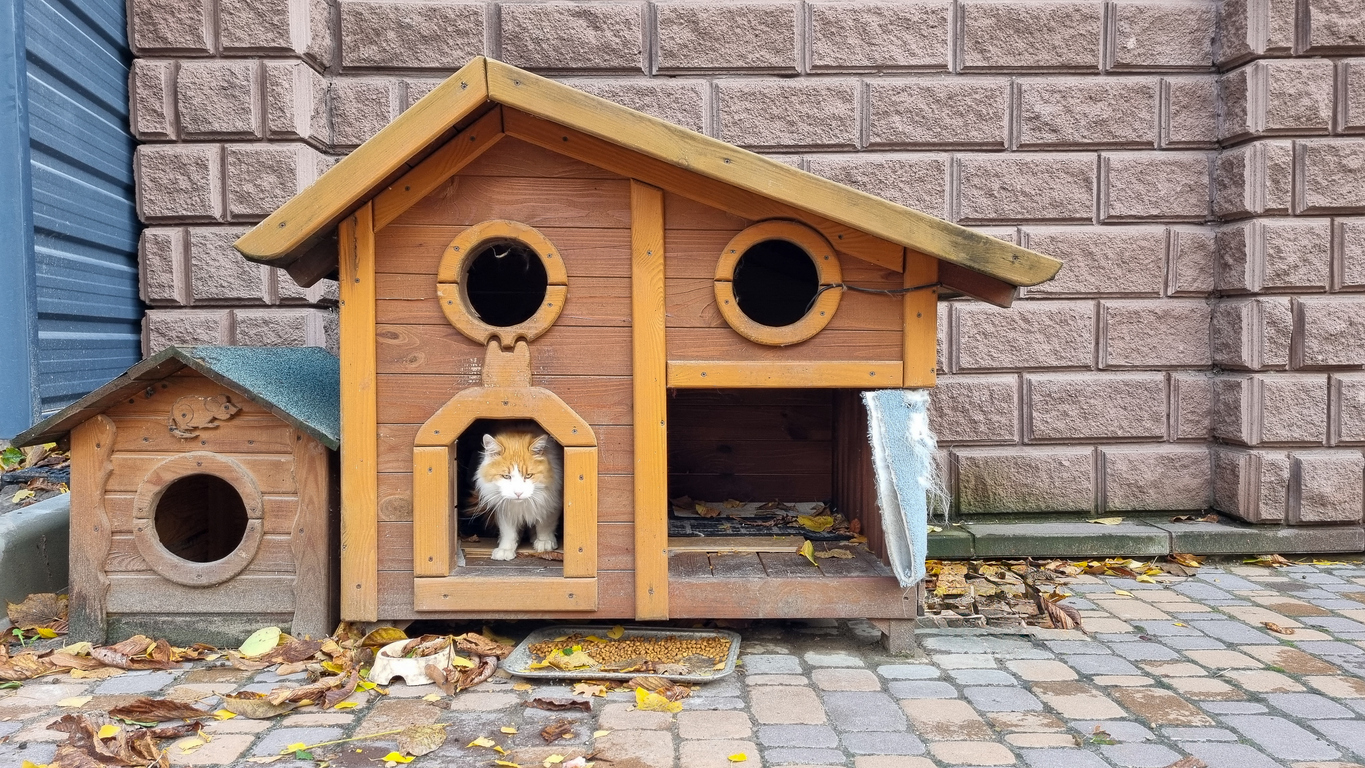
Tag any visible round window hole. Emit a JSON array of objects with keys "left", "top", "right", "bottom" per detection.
[
  {"left": 464, "top": 240, "right": 549, "bottom": 327},
  {"left": 732, "top": 239, "right": 820, "bottom": 327},
  {"left": 153, "top": 474, "right": 248, "bottom": 563}
]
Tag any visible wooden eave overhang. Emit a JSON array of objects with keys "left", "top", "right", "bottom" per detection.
[{"left": 234, "top": 57, "right": 1061, "bottom": 305}]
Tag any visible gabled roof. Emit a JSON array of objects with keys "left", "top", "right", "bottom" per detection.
[
  {"left": 234, "top": 57, "right": 1061, "bottom": 304},
  {"left": 15, "top": 346, "right": 340, "bottom": 449}
]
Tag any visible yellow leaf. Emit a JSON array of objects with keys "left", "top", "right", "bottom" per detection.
[
  {"left": 543, "top": 757, "right": 564, "bottom": 767},
  {"left": 501, "top": 727, "right": 518, "bottom": 734},
  {"left": 422, "top": 693, "right": 442, "bottom": 702},
  {"left": 321, "top": 661, "right": 344, "bottom": 674},
  {"left": 526, "top": 661, "right": 550, "bottom": 670},
  {"left": 547, "top": 649, "right": 595, "bottom": 671},
  {"left": 382, "top": 752, "right": 413, "bottom": 763},
  {"left": 60, "top": 641, "right": 92, "bottom": 656},
  {"left": 283, "top": 744, "right": 307, "bottom": 754},
  {"left": 1173, "top": 622, "right": 1188, "bottom": 627},
  {"left": 513, "top": 682, "right": 533, "bottom": 691},
  {"left": 34, "top": 628, "right": 58, "bottom": 639},
  {"left": 849, "top": 534, "right": 868, "bottom": 544},
  {"left": 494, "top": 745, "right": 508, "bottom": 754},
  {"left": 468, "top": 737, "right": 497, "bottom": 749},
  {"left": 333, "top": 701, "right": 359, "bottom": 709},
  {"left": 448, "top": 655, "right": 475, "bottom": 668},
  {"left": 635, "top": 687, "right": 683, "bottom": 713},
  {"left": 1087, "top": 517, "right": 1124, "bottom": 525},
  {"left": 177, "top": 738, "right": 205, "bottom": 753},
  {"left": 97, "top": 724, "right": 120, "bottom": 739},
  {"left": 796, "top": 514, "right": 833, "bottom": 532},
  {"left": 728, "top": 754, "right": 748, "bottom": 762},
  {"left": 1114, "top": 589, "right": 1133, "bottom": 596},
  {"left": 799, "top": 539, "right": 817, "bottom": 566},
  {"left": 213, "top": 710, "right": 237, "bottom": 720},
  {"left": 239, "top": 627, "right": 282, "bottom": 658},
  {"left": 482, "top": 626, "right": 514, "bottom": 645},
  {"left": 22, "top": 761, "right": 47, "bottom": 768},
  {"left": 58, "top": 696, "right": 92, "bottom": 708},
  {"left": 11, "top": 489, "right": 34, "bottom": 503},
  {"left": 608, "top": 625, "right": 625, "bottom": 639},
  {"left": 592, "top": 730, "right": 610, "bottom": 738},
  {"left": 927, "top": 525, "right": 943, "bottom": 533},
  {"left": 1135, "top": 575, "right": 1156, "bottom": 584},
  {"left": 494, "top": 762, "right": 523, "bottom": 768}
]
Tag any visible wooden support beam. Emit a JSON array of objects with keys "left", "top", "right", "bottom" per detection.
[
  {"left": 414, "top": 577, "right": 597, "bottom": 612},
  {"left": 373, "top": 107, "right": 505, "bottom": 231},
  {"left": 411, "top": 446, "right": 453, "bottom": 577},
  {"left": 667, "top": 361, "right": 905, "bottom": 388},
  {"left": 339, "top": 204, "right": 379, "bottom": 621},
  {"left": 68, "top": 415, "right": 115, "bottom": 643},
  {"left": 903, "top": 249, "right": 939, "bottom": 389},
  {"left": 562, "top": 447, "right": 598, "bottom": 578},
  {"left": 631, "top": 180, "right": 669, "bottom": 621}
]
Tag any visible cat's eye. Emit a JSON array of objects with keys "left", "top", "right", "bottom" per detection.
[
  {"left": 500, "top": 473, "right": 511, "bottom": 480},
  {"left": 525, "top": 473, "right": 535, "bottom": 479}
]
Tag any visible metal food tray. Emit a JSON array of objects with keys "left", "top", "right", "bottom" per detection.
[{"left": 503, "top": 625, "right": 742, "bottom": 682}]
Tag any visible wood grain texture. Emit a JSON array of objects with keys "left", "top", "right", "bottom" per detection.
[
  {"left": 666, "top": 473, "right": 832, "bottom": 503},
  {"left": 376, "top": 374, "right": 631, "bottom": 426},
  {"left": 377, "top": 473, "right": 634, "bottom": 523},
  {"left": 105, "top": 534, "right": 295, "bottom": 573},
  {"left": 668, "top": 329, "right": 903, "bottom": 363},
  {"left": 70, "top": 415, "right": 116, "bottom": 642},
  {"left": 666, "top": 278, "right": 900, "bottom": 332},
  {"left": 395, "top": 175, "right": 632, "bottom": 229},
  {"left": 631, "top": 181, "right": 669, "bottom": 621},
  {"left": 107, "top": 493, "right": 300, "bottom": 535},
  {"left": 107, "top": 574, "right": 297, "bottom": 614},
  {"left": 377, "top": 226, "right": 631, "bottom": 278},
  {"left": 667, "top": 361, "right": 904, "bottom": 388},
  {"left": 383, "top": 570, "right": 629, "bottom": 619},
  {"left": 111, "top": 415, "right": 295, "bottom": 455},
  {"left": 339, "top": 204, "right": 379, "bottom": 621},
  {"left": 562, "top": 447, "right": 598, "bottom": 578},
  {"left": 102, "top": 377, "right": 272, "bottom": 418},
  {"left": 667, "top": 576, "right": 918, "bottom": 618},
  {"left": 903, "top": 249, "right": 939, "bottom": 388},
  {"left": 411, "top": 446, "right": 453, "bottom": 577},
  {"left": 107, "top": 454, "right": 296, "bottom": 494},
  {"left": 377, "top": 274, "right": 630, "bottom": 328},
  {"left": 833, "top": 390, "right": 886, "bottom": 561},
  {"left": 460, "top": 136, "right": 619, "bottom": 179},
  {"left": 413, "top": 387, "right": 597, "bottom": 448},
  {"left": 667, "top": 536, "right": 802, "bottom": 553},
  {"left": 236, "top": 57, "right": 489, "bottom": 266},
  {"left": 373, "top": 107, "right": 505, "bottom": 230},
  {"left": 377, "top": 520, "right": 633, "bottom": 571},
  {"left": 377, "top": 325, "right": 632, "bottom": 376},
  {"left": 413, "top": 576, "right": 597, "bottom": 612}
]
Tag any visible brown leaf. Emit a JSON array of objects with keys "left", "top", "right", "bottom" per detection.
[
  {"left": 525, "top": 697, "right": 592, "bottom": 712},
  {"left": 272, "top": 673, "right": 347, "bottom": 706},
  {"left": 222, "top": 692, "right": 299, "bottom": 719},
  {"left": 695, "top": 503, "right": 721, "bottom": 518},
  {"left": 1169, "top": 553, "right": 1203, "bottom": 569},
  {"left": 91, "top": 635, "right": 180, "bottom": 671},
  {"left": 1163, "top": 758, "right": 1207, "bottom": 768},
  {"left": 658, "top": 684, "right": 692, "bottom": 702},
  {"left": 46, "top": 652, "right": 103, "bottom": 672},
  {"left": 426, "top": 663, "right": 455, "bottom": 696},
  {"left": 107, "top": 697, "right": 211, "bottom": 722},
  {"left": 456, "top": 655, "right": 498, "bottom": 691},
  {"left": 7, "top": 592, "right": 68, "bottom": 630},
  {"left": 1263, "top": 621, "right": 1294, "bottom": 635},
  {"left": 397, "top": 723, "right": 448, "bottom": 756},
  {"left": 51, "top": 742, "right": 106, "bottom": 768},
  {"left": 48, "top": 713, "right": 166, "bottom": 767},
  {"left": 260, "top": 638, "right": 323, "bottom": 665},
  {"left": 541, "top": 719, "right": 575, "bottom": 742},
  {"left": 0, "top": 652, "right": 60, "bottom": 681},
  {"left": 572, "top": 683, "right": 607, "bottom": 698},
  {"left": 522, "top": 550, "right": 564, "bottom": 561},
  {"left": 452, "top": 632, "right": 514, "bottom": 659},
  {"left": 627, "top": 676, "right": 670, "bottom": 692},
  {"left": 321, "top": 667, "right": 360, "bottom": 709}
]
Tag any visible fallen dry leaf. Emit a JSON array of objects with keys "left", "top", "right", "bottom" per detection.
[
  {"left": 627, "top": 676, "right": 669, "bottom": 692},
  {"left": 7, "top": 593, "right": 67, "bottom": 630},
  {"left": 397, "top": 723, "right": 447, "bottom": 756},
  {"left": 526, "top": 697, "right": 592, "bottom": 713},
  {"left": 107, "top": 697, "right": 211, "bottom": 722},
  {"left": 1162, "top": 757, "right": 1207, "bottom": 768},
  {"left": 361, "top": 626, "right": 408, "bottom": 648},
  {"left": 1263, "top": 621, "right": 1294, "bottom": 635},
  {"left": 695, "top": 503, "right": 721, "bottom": 518},
  {"left": 799, "top": 540, "right": 817, "bottom": 566},
  {"left": 635, "top": 687, "right": 682, "bottom": 713},
  {"left": 453, "top": 632, "right": 514, "bottom": 659},
  {"left": 0, "top": 652, "right": 60, "bottom": 681},
  {"left": 48, "top": 713, "right": 168, "bottom": 767},
  {"left": 1087, "top": 517, "right": 1124, "bottom": 525},
  {"left": 221, "top": 692, "right": 299, "bottom": 719},
  {"left": 540, "top": 719, "right": 575, "bottom": 743},
  {"left": 572, "top": 683, "right": 607, "bottom": 698}
]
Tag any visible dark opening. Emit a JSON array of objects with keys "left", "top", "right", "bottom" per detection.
[
  {"left": 732, "top": 239, "right": 820, "bottom": 327},
  {"left": 153, "top": 474, "right": 248, "bottom": 563},
  {"left": 464, "top": 241, "right": 548, "bottom": 327}
]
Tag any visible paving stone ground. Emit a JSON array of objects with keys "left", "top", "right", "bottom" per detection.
[{"left": 3, "top": 562, "right": 1365, "bottom": 766}]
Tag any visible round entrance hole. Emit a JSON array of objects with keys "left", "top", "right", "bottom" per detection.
[
  {"left": 464, "top": 240, "right": 549, "bottom": 327},
  {"left": 153, "top": 474, "right": 249, "bottom": 563},
  {"left": 732, "top": 239, "right": 820, "bottom": 327}
]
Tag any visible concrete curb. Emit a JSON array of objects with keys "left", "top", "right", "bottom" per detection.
[{"left": 0, "top": 493, "right": 69, "bottom": 607}]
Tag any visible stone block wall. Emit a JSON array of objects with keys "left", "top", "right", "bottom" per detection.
[{"left": 127, "top": 0, "right": 1365, "bottom": 525}]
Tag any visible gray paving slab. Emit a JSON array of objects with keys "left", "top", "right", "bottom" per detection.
[
  {"left": 1219, "top": 714, "right": 1342, "bottom": 760},
  {"left": 1019, "top": 748, "right": 1113, "bottom": 768},
  {"left": 821, "top": 691, "right": 906, "bottom": 731},
  {"left": 888, "top": 680, "right": 958, "bottom": 698},
  {"left": 1100, "top": 742, "right": 1184, "bottom": 767},
  {"left": 1310, "top": 719, "right": 1365, "bottom": 758},
  {"left": 962, "top": 685, "right": 1044, "bottom": 711},
  {"left": 840, "top": 730, "right": 926, "bottom": 755},
  {"left": 1264, "top": 692, "right": 1356, "bottom": 719}
]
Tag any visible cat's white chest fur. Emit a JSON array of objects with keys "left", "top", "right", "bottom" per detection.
[{"left": 472, "top": 428, "right": 564, "bottom": 561}]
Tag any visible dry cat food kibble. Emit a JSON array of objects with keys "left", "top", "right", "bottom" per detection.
[{"left": 527, "top": 633, "right": 732, "bottom": 666}]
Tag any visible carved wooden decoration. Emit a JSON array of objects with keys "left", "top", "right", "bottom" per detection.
[
  {"left": 436, "top": 219, "right": 568, "bottom": 349},
  {"left": 714, "top": 220, "right": 843, "bottom": 347},
  {"left": 169, "top": 395, "right": 240, "bottom": 438}
]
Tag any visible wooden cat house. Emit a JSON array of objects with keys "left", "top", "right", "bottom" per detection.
[
  {"left": 234, "top": 57, "right": 1061, "bottom": 628},
  {"left": 13, "top": 346, "right": 340, "bottom": 643}
]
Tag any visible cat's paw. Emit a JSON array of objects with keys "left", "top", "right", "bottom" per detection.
[
  {"left": 533, "top": 535, "right": 558, "bottom": 552},
  {"left": 490, "top": 546, "right": 517, "bottom": 561}
]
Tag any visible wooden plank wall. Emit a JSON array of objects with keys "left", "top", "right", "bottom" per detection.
[
  {"left": 99, "top": 372, "right": 302, "bottom": 613},
  {"left": 667, "top": 389, "right": 834, "bottom": 503},
  {"left": 663, "top": 192, "right": 906, "bottom": 364},
  {"left": 832, "top": 390, "right": 887, "bottom": 561},
  {"left": 374, "top": 138, "right": 636, "bottom": 618}
]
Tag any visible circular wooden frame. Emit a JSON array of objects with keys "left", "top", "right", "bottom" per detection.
[
  {"left": 131, "top": 452, "right": 265, "bottom": 587},
  {"left": 714, "top": 220, "right": 843, "bottom": 346},
  {"left": 436, "top": 220, "right": 569, "bottom": 349}
]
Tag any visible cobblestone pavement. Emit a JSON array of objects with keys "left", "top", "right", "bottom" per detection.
[{"left": 3, "top": 562, "right": 1365, "bottom": 767}]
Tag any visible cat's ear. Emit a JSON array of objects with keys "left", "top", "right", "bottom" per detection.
[
  {"left": 482, "top": 434, "right": 502, "bottom": 454},
  {"left": 529, "top": 435, "right": 549, "bottom": 455}
]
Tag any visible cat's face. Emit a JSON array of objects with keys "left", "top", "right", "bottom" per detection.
[{"left": 479, "top": 432, "right": 553, "bottom": 502}]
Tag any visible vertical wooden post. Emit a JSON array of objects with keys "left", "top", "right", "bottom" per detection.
[
  {"left": 68, "top": 415, "right": 115, "bottom": 643},
  {"left": 290, "top": 433, "right": 335, "bottom": 637},
  {"left": 562, "top": 447, "right": 599, "bottom": 578},
  {"left": 903, "top": 249, "right": 939, "bottom": 389},
  {"left": 339, "top": 203, "right": 379, "bottom": 621},
  {"left": 412, "top": 446, "right": 454, "bottom": 577},
  {"left": 630, "top": 180, "right": 669, "bottom": 621}
]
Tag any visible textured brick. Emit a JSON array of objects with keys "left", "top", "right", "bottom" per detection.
[
  {"left": 189, "top": 227, "right": 268, "bottom": 303},
  {"left": 339, "top": 1, "right": 484, "bottom": 70},
  {"left": 265, "top": 61, "right": 327, "bottom": 144},
  {"left": 233, "top": 310, "right": 333, "bottom": 348},
  {"left": 225, "top": 143, "right": 326, "bottom": 221},
  {"left": 1214, "top": 140, "right": 1293, "bottom": 218},
  {"left": 131, "top": 0, "right": 212, "bottom": 53},
  {"left": 1295, "top": 140, "right": 1365, "bottom": 213},
  {"left": 953, "top": 300, "right": 1094, "bottom": 371},
  {"left": 954, "top": 446, "right": 1095, "bottom": 514},
  {"left": 1104, "top": 445, "right": 1211, "bottom": 510},
  {"left": 1305, "top": 0, "right": 1365, "bottom": 51},
  {"left": 1102, "top": 152, "right": 1210, "bottom": 221},
  {"left": 959, "top": 0, "right": 1103, "bottom": 71},
  {"left": 139, "top": 228, "right": 189, "bottom": 306},
  {"left": 956, "top": 155, "right": 1095, "bottom": 222},
  {"left": 1293, "top": 296, "right": 1365, "bottom": 368},
  {"left": 656, "top": 1, "right": 797, "bottom": 72},
  {"left": 1290, "top": 450, "right": 1365, "bottom": 523},
  {"left": 145, "top": 309, "right": 232, "bottom": 353},
  {"left": 1025, "top": 373, "right": 1166, "bottom": 441},
  {"left": 1336, "top": 217, "right": 1365, "bottom": 290},
  {"left": 1332, "top": 373, "right": 1365, "bottom": 443},
  {"left": 866, "top": 79, "right": 1007, "bottom": 148},
  {"left": 807, "top": 154, "right": 948, "bottom": 217},
  {"left": 1220, "top": 60, "right": 1335, "bottom": 141},
  {"left": 1211, "top": 296, "right": 1292, "bottom": 369},
  {"left": 1217, "top": 219, "right": 1331, "bottom": 292},
  {"left": 330, "top": 78, "right": 398, "bottom": 148},
  {"left": 716, "top": 80, "right": 856, "bottom": 148},
  {"left": 808, "top": 0, "right": 950, "bottom": 70},
  {"left": 1173, "top": 373, "right": 1213, "bottom": 439},
  {"left": 1212, "top": 374, "right": 1253, "bottom": 443},
  {"left": 928, "top": 375, "right": 1019, "bottom": 443},
  {"left": 1101, "top": 300, "right": 1211, "bottom": 368},
  {"left": 1169, "top": 227, "right": 1216, "bottom": 295},
  {"left": 1259, "top": 374, "right": 1328, "bottom": 444},
  {"left": 1107, "top": 0, "right": 1216, "bottom": 70},
  {"left": 1343, "top": 59, "right": 1365, "bottom": 133},
  {"left": 1022, "top": 226, "right": 1166, "bottom": 296},
  {"left": 1017, "top": 78, "right": 1158, "bottom": 148},
  {"left": 1215, "top": 0, "right": 1253, "bottom": 65},
  {"left": 574, "top": 80, "right": 706, "bottom": 133},
  {"left": 131, "top": 59, "right": 176, "bottom": 140},
  {"left": 220, "top": 0, "right": 310, "bottom": 54},
  {"left": 501, "top": 3, "right": 643, "bottom": 71},
  {"left": 136, "top": 144, "right": 224, "bottom": 222},
  {"left": 177, "top": 61, "right": 261, "bottom": 138},
  {"left": 1162, "top": 76, "right": 1218, "bottom": 147}
]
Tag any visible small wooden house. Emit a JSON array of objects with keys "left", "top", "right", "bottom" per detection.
[
  {"left": 13, "top": 346, "right": 340, "bottom": 644},
  {"left": 234, "top": 57, "right": 1061, "bottom": 629}
]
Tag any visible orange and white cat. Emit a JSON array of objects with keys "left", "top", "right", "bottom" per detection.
[{"left": 472, "top": 426, "right": 564, "bottom": 560}]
